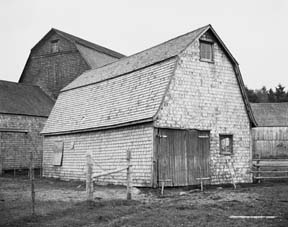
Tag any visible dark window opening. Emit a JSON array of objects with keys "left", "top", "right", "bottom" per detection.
[
  {"left": 220, "top": 134, "right": 233, "bottom": 155},
  {"left": 51, "top": 39, "right": 59, "bottom": 53},
  {"left": 200, "top": 40, "right": 213, "bottom": 62}
]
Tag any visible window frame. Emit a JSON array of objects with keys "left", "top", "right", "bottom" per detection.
[
  {"left": 219, "top": 134, "right": 233, "bottom": 155},
  {"left": 52, "top": 140, "right": 64, "bottom": 166},
  {"left": 199, "top": 39, "right": 214, "bottom": 63},
  {"left": 51, "top": 39, "right": 60, "bottom": 53}
]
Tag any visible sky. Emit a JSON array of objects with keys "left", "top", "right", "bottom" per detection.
[{"left": 0, "top": 0, "right": 287, "bottom": 90}]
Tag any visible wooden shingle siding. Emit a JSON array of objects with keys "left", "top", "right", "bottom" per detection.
[
  {"left": 0, "top": 114, "right": 46, "bottom": 170},
  {"left": 156, "top": 33, "right": 252, "bottom": 184},
  {"left": 20, "top": 31, "right": 123, "bottom": 100},
  {"left": 43, "top": 124, "right": 154, "bottom": 186},
  {"left": 21, "top": 49, "right": 89, "bottom": 100},
  {"left": 252, "top": 127, "right": 288, "bottom": 158}
]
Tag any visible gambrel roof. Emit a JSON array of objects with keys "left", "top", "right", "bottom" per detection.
[
  {"left": 51, "top": 28, "right": 125, "bottom": 62},
  {"left": 0, "top": 80, "right": 54, "bottom": 117},
  {"left": 19, "top": 28, "right": 125, "bottom": 83},
  {"left": 63, "top": 25, "right": 208, "bottom": 91},
  {"left": 251, "top": 102, "right": 288, "bottom": 126},
  {"left": 42, "top": 25, "right": 256, "bottom": 135}
]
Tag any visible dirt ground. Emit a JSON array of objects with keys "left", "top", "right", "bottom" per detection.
[{"left": 0, "top": 176, "right": 288, "bottom": 227}]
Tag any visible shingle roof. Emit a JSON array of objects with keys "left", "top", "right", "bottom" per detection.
[
  {"left": 42, "top": 24, "right": 256, "bottom": 135},
  {"left": 19, "top": 28, "right": 125, "bottom": 84},
  {"left": 0, "top": 80, "right": 54, "bottom": 117},
  {"left": 250, "top": 103, "right": 288, "bottom": 126},
  {"left": 63, "top": 25, "right": 209, "bottom": 91},
  {"left": 42, "top": 58, "right": 177, "bottom": 134},
  {"left": 52, "top": 28, "right": 125, "bottom": 60}
]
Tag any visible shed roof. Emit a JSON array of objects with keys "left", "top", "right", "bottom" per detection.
[
  {"left": 250, "top": 103, "right": 288, "bottom": 126},
  {"left": 0, "top": 80, "right": 54, "bottom": 117},
  {"left": 42, "top": 25, "right": 256, "bottom": 135}
]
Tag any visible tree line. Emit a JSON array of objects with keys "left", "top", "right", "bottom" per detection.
[{"left": 245, "top": 84, "right": 288, "bottom": 103}]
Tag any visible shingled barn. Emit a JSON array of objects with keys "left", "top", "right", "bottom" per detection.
[
  {"left": 0, "top": 80, "right": 54, "bottom": 173},
  {"left": 42, "top": 25, "right": 256, "bottom": 187},
  {"left": 19, "top": 28, "right": 125, "bottom": 100},
  {"left": 0, "top": 29, "right": 124, "bottom": 174},
  {"left": 251, "top": 103, "right": 288, "bottom": 159}
]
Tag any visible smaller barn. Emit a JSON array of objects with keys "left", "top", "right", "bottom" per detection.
[
  {"left": 42, "top": 25, "right": 256, "bottom": 187},
  {"left": 251, "top": 103, "right": 288, "bottom": 159},
  {"left": 0, "top": 80, "right": 54, "bottom": 174}
]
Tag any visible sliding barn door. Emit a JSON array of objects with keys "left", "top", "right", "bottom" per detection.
[{"left": 156, "top": 128, "right": 210, "bottom": 186}]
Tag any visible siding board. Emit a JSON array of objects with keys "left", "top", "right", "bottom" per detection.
[
  {"left": 252, "top": 127, "right": 288, "bottom": 158},
  {"left": 43, "top": 124, "right": 154, "bottom": 186}
]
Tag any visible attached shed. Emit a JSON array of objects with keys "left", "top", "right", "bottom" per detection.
[
  {"left": 42, "top": 25, "right": 256, "bottom": 187},
  {"left": 0, "top": 80, "right": 54, "bottom": 173},
  {"left": 251, "top": 103, "right": 288, "bottom": 159}
]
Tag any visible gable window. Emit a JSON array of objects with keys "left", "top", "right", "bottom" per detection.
[
  {"left": 200, "top": 40, "right": 213, "bottom": 62},
  {"left": 51, "top": 39, "right": 59, "bottom": 53},
  {"left": 219, "top": 134, "right": 233, "bottom": 155}
]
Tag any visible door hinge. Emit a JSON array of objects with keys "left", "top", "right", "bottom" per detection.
[
  {"left": 156, "top": 134, "right": 167, "bottom": 138},
  {"left": 198, "top": 135, "right": 209, "bottom": 138}
]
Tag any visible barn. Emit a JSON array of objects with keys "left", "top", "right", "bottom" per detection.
[
  {"left": 0, "top": 80, "right": 54, "bottom": 174},
  {"left": 42, "top": 25, "right": 256, "bottom": 187},
  {"left": 0, "top": 28, "right": 124, "bottom": 175},
  {"left": 251, "top": 103, "right": 288, "bottom": 159},
  {"left": 19, "top": 28, "right": 125, "bottom": 100}
]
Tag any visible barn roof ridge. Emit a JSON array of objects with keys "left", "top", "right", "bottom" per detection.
[
  {"left": 62, "top": 24, "right": 210, "bottom": 91},
  {"left": 19, "top": 28, "right": 125, "bottom": 83},
  {"left": 51, "top": 28, "right": 126, "bottom": 59},
  {"left": 42, "top": 24, "right": 256, "bottom": 134}
]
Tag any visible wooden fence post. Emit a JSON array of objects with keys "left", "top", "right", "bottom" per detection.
[
  {"left": 28, "top": 133, "right": 35, "bottom": 216},
  {"left": 86, "top": 152, "right": 93, "bottom": 202},
  {"left": 0, "top": 132, "right": 2, "bottom": 176},
  {"left": 256, "top": 159, "right": 260, "bottom": 183},
  {"left": 126, "top": 149, "right": 132, "bottom": 200}
]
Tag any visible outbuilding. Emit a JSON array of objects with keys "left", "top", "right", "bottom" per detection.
[
  {"left": 42, "top": 25, "right": 256, "bottom": 187},
  {"left": 251, "top": 103, "right": 288, "bottom": 159},
  {"left": 0, "top": 80, "right": 54, "bottom": 174}
]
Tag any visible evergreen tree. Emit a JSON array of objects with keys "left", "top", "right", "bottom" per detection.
[
  {"left": 245, "top": 84, "right": 288, "bottom": 103},
  {"left": 275, "top": 84, "right": 287, "bottom": 102}
]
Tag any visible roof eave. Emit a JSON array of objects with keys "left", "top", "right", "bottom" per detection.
[{"left": 41, "top": 117, "right": 154, "bottom": 136}]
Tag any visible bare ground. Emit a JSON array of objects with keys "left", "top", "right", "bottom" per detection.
[{"left": 0, "top": 176, "right": 288, "bottom": 227}]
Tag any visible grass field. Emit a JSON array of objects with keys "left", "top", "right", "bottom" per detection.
[{"left": 0, "top": 176, "right": 288, "bottom": 227}]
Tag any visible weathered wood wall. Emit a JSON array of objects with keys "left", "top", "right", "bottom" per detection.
[
  {"left": 0, "top": 114, "right": 46, "bottom": 170},
  {"left": 252, "top": 127, "right": 288, "bottom": 159},
  {"left": 155, "top": 30, "right": 252, "bottom": 184},
  {"left": 156, "top": 128, "right": 210, "bottom": 186},
  {"left": 43, "top": 124, "right": 154, "bottom": 186}
]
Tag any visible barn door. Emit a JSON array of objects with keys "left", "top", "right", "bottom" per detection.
[
  {"left": 156, "top": 129, "right": 187, "bottom": 186},
  {"left": 187, "top": 131, "right": 210, "bottom": 185},
  {"left": 156, "top": 128, "right": 210, "bottom": 186}
]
